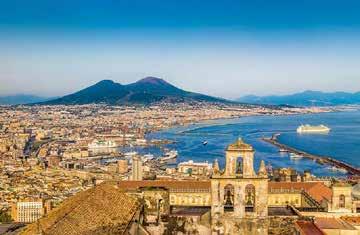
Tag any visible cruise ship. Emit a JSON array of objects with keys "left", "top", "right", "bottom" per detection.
[
  {"left": 296, "top": 124, "right": 331, "bottom": 134},
  {"left": 88, "top": 140, "right": 118, "bottom": 149}
]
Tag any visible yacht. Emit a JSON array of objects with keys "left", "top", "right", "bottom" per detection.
[
  {"left": 290, "top": 153, "right": 303, "bottom": 160},
  {"left": 160, "top": 150, "right": 178, "bottom": 162}
]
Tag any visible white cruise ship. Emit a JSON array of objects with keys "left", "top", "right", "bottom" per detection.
[
  {"left": 88, "top": 139, "right": 118, "bottom": 149},
  {"left": 296, "top": 124, "right": 330, "bottom": 134}
]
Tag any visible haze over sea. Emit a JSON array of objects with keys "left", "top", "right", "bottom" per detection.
[{"left": 135, "top": 110, "right": 360, "bottom": 177}]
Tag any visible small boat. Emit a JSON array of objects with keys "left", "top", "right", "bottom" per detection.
[
  {"left": 290, "top": 153, "right": 303, "bottom": 159},
  {"left": 143, "top": 154, "right": 155, "bottom": 161},
  {"left": 279, "top": 148, "right": 289, "bottom": 153},
  {"left": 124, "top": 151, "right": 138, "bottom": 158},
  {"left": 203, "top": 141, "right": 208, "bottom": 146}
]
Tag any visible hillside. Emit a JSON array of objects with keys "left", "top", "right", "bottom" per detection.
[{"left": 40, "top": 77, "right": 230, "bottom": 105}]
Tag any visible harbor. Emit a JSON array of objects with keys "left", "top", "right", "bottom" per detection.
[{"left": 261, "top": 134, "right": 360, "bottom": 176}]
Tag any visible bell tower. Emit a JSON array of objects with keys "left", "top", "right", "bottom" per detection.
[
  {"left": 224, "top": 138, "right": 255, "bottom": 178},
  {"left": 211, "top": 138, "right": 268, "bottom": 232}
]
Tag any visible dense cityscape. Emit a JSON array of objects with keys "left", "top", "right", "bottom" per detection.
[{"left": 1, "top": 102, "right": 360, "bottom": 234}]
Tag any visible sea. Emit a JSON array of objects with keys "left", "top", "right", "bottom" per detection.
[{"left": 121, "top": 110, "right": 360, "bottom": 177}]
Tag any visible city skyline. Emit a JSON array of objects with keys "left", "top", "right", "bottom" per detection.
[{"left": 1, "top": 1, "right": 360, "bottom": 98}]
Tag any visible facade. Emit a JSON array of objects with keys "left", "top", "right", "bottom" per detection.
[
  {"left": 131, "top": 155, "right": 143, "bottom": 180},
  {"left": 210, "top": 138, "right": 269, "bottom": 234},
  {"left": 11, "top": 200, "right": 44, "bottom": 223}
]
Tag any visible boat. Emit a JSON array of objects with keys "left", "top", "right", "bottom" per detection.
[
  {"left": 124, "top": 151, "right": 138, "bottom": 158},
  {"left": 296, "top": 124, "right": 330, "bottom": 134},
  {"left": 279, "top": 148, "right": 289, "bottom": 153},
  {"left": 290, "top": 153, "right": 303, "bottom": 159},
  {"left": 203, "top": 141, "right": 208, "bottom": 146},
  {"left": 88, "top": 139, "right": 118, "bottom": 149},
  {"left": 327, "top": 166, "right": 348, "bottom": 174},
  {"left": 160, "top": 150, "right": 178, "bottom": 162},
  {"left": 143, "top": 154, "right": 155, "bottom": 161}
]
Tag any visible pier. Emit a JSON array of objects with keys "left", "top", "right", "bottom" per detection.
[{"left": 261, "top": 135, "right": 360, "bottom": 175}]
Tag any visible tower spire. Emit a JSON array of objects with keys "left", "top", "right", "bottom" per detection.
[
  {"left": 258, "top": 160, "right": 267, "bottom": 177},
  {"left": 213, "top": 158, "right": 220, "bottom": 175}
]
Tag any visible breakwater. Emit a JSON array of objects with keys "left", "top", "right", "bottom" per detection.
[{"left": 261, "top": 135, "right": 360, "bottom": 176}]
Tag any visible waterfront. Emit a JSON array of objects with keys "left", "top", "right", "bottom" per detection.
[{"left": 142, "top": 110, "right": 360, "bottom": 177}]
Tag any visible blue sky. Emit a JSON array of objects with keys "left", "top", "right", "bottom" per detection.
[{"left": 1, "top": 0, "right": 360, "bottom": 98}]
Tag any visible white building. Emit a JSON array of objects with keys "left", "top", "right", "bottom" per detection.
[{"left": 178, "top": 160, "right": 212, "bottom": 176}]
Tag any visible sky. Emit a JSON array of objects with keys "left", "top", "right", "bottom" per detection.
[{"left": 1, "top": 0, "right": 360, "bottom": 99}]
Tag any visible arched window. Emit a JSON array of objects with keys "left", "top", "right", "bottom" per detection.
[
  {"left": 339, "top": 194, "right": 345, "bottom": 208},
  {"left": 236, "top": 158, "right": 243, "bottom": 174},
  {"left": 245, "top": 184, "right": 255, "bottom": 212},
  {"left": 224, "top": 184, "right": 234, "bottom": 212}
]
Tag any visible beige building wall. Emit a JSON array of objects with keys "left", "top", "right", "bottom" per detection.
[
  {"left": 330, "top": 185, "right": 353, "bottom": 212},
  {"left": 170, "top": 192, "right": 211, "bottom": 207},
  {"left": 268, "top": 193, "right": 302, "bottom": 207}
]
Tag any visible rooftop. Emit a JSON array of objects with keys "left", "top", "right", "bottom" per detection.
[
  {"left": 20, "top": 183, "right": 140, "bottom": 235},
  {"left": 269, "top": 182, "right": 332, "bottom": 204}
]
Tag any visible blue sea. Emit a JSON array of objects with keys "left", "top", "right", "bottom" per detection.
[{"left": 128, "top": 110, "right": 360, "bottom": 177}]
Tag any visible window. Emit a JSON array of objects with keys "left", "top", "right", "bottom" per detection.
[
  {"left": 339, "top": 194, "right": 345, "bottom": 208},
  {"left": 245, "top": 184, "right": 255, "bottom": 212},
  {"left": 224, "top": 184, "right": 234, "bottom": 212},
  {"left": 236, "top": 158, "right": 243, "bottom": 174}
]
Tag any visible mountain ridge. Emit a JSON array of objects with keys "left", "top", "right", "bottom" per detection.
[
  {"left": 40, "top": 77, "right": 231, "bottom": 105},
  {"left": 237, "top": 90, "right": 360, "bottom": 106}
]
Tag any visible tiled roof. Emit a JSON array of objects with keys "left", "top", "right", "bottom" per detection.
[
  {"left": 341, "top": 216, "right": 360, "bottom": 226},
  {"left": 20, "top": 183, "right": 139, "bottom": 235},
  {"left": 269, "top": 182, "right": 332, "bottom": 203},
  {"left": 295, "top": 221, "right": 325, "bottom": 235}
]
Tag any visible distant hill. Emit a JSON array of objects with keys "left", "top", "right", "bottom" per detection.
[
  {"left": 0, "top": 95, "right": 54, "bottom": 105},
  {"left": 237, "top": 90, "right": 360, "bottom": 106},
  {"left": 40, "top": 77, "right": 230, "bottom": 105}
]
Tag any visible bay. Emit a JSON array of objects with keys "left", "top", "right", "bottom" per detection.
[{"left": 138, "top": 110, "right": 360, "bottom": 177}]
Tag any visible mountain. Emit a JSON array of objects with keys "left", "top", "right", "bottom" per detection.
[
  {"left": 0, "top": 95, "right": 54, "bottom": 105},
  {"left": 41, "top": 77, "right": 230, "bottom": 105},
  {"left": 237, "top": 90, "right": 360, "bottom": 106}
]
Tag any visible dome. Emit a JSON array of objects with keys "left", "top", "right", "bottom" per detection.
[{"left": 352, "top": 184, "right": 360, "bottom": 199}]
